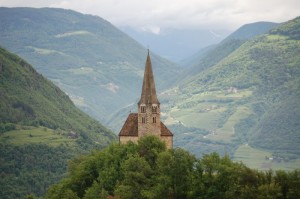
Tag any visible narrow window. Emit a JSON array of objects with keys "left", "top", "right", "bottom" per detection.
[
  {"left": 141, "top": 106, "right": 146, "bottom": 113},
  {"left": 152, "top": 106, "right": 157, "bottom": 113},
  {"left": 142, "top": 117, "right": 145, "bottom": 123},
  {"left": 153, "top": 117, "right": 156, "bottom": 123}
]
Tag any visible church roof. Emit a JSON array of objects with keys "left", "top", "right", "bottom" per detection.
[
  {"left": 119, "top": 113, "right": 138, "bottom": 136},
  {"left": 138, "top": 51, "right": 159, "bottom": 105},
  {"left": 160, "top": 122, "right": 173, "bottom": 136},
  {"left": 119, "top": 113, "right": 173, "bottom": 137}
]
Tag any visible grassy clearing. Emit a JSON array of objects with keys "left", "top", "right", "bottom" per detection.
[
  {"left": 54, "top": 30, "right": 93, "bottom": 38},
  {"left": 169, "top": 89, "right": 252, "bottom": 137},
  {"left": 0, "top": 127, "right": 76, "bottom": 147},
  {"left": 212, "top": 106, "right": 252, "bottom": 141},
  {"left": 170, "top": 106, "right": 224, "bottom": 130},
  {"left": 216, "top": 89, "right": 252, "bottom": 99},
  {"left": 27, "top": 46, "right": 66, "bottom": 55},
  {"left": 234, "top": 144, "right": 300, "bottom": 171},
  {"left": 170, "top": 91, "right": 228, "bottom": 130},
  {"left": 187, "top": 89, "right": 252, "bottom": 102}
]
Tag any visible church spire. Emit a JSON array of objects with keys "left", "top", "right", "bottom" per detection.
[
  {"left": 139, "top": 50, "right": 159, "bottom": 105},
  {"left": 119, "top": 50, "right": 173, "bottom": 149}
]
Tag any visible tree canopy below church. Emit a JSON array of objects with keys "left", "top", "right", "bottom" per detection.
[{"left": 46, "top": 136, "right": 300, "bottom": 199}]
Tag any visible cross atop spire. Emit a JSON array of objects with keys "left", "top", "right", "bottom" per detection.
[{"left": 138, "top": 51, "right": 159, "bottom": 105}]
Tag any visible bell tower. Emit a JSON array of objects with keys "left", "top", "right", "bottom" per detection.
[
  {"left": 138, "top": 50, "right": 161, "bottom": 137},
  {"left": 119, "top": 50, "right": 173, "bottom": 148}
]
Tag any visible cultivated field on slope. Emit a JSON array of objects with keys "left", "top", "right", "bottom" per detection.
[{"left": 0, "top": 127, "right": 76, "bottom": 147}]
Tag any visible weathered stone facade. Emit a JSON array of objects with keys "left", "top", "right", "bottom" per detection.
[{"left": 119, "top": 51, "right": 173, "bottom": 149}]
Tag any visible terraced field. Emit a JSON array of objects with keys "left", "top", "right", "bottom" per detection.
[{"left": 0, "top": 127, "right": 76, "bottom": 147}]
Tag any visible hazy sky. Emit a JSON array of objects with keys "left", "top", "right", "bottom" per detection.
[{"left": 0, "top": 0, "right": 299, "bottom": 33}]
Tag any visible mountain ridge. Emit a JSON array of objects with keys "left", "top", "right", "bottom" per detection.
[
  {"left": 0, "top": 7, "right": 182, "bottom": 125},
  {"left": 176, "top": 21, "right": 279, "bottom": 86}
]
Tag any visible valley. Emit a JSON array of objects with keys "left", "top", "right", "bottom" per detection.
[
  {"left": 0, "top": 7, "right": 299, "bottom": 198},
  {"left": 160, "top": 16, "right": 300, "bottom": 171}
]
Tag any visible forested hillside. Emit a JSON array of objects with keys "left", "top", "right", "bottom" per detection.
[
  {"left": 160, "top": 16, "right": 300, "bottom": 170},
  {"left": 46, "top": 136, "right": 300, "bottom": 199},
  {"left": 0, "top": 7, "right": 182, "bottom": 125},
  {"left": 0, "top": 46, "right": 116, "bottom": 198},
  {"left": 177, "top": 22, "right": 278, "bottom": 84}
]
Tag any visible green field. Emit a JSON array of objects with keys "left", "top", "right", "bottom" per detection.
[
  {"left": 168, "top": 89, "right": 252, "bottom": 137},
  {"left": 234, "top": 144, "right": 300, "bottom": 171},
  {"left": 170, "top": 106, "right": 224, "bottom": 130},
  {"left": 213, "top": 106, "right": 251, "bottom": 141},
  {"left": 0, "top": 127, "right": 76, "bottom": 147},
  {"left": 164, "top": 86, "right": 300, "bottom": 171}
]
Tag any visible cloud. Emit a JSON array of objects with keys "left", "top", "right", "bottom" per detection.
[
  {"left": 0, "top": 0, "right": 299, "bottom": 30},
  {"left": 101, "top": 82, "right": 119, "bottom": 94},
  {"left": 141, "top": 26, "right": 161, "bottom": 35}
]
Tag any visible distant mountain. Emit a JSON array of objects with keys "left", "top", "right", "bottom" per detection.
[
  {"left": 0, "top": 7, "right": 182, "bottom": 126},
  {"left": 0, "top": 46, "right": 116, "bottom": 198},
  {"left": 222, "top": 21, "right": 279, "bottom": 41},
  {"left": 177, "top": 22, "right": 279, "bottom": 84},
  {"left": 179, "top": 44, "right": 217, "bottom": 68},
  {"left": 121, "top": 26, "right": 230, "bottom": 62},
  {"left": 160, "top": 17, "right": 300, "bottom": 169}
]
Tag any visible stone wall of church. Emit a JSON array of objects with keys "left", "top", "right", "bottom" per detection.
[
  {"left": 160, "top": 136, "right": 173, "bottom": 149},
  {"left": 138, "top": 103, "right": 161, "bottom": 137},
  {"left": 120, "top": 135, "right": 172, "bottom": 149},
  {"left": 119, "top": 136, "right": 139, "bottom": 145}
]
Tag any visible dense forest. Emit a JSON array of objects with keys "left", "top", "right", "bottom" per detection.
[
  {"left": 46, "top": 136, "right": 300, "bottom": 199},
  {"left": 1, "top": 144, "right": 74, "bottom": 198}
]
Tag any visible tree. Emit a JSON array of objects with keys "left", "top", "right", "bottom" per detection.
[
  {"left": 83, "top": 182, "right": 109, "bottom": 199},
  {"left": 115, "top": 155, "right": 153, "bottom": 199},
  {"left": 45, "top": 136, "right": 300, "bottom": 199},
  {"left": 137, "top": 135, "right": 166, "bottom": 168},
  {"left": 155, "top": 148, "right": 196, "bottom": 199}
]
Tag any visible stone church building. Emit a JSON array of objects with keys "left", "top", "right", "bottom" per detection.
[{"left": 119, "top": 51, "right": 173, "bottom": 149}]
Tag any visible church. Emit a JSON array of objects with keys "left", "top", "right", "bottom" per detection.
[{"left": 119, "top": 51, "right": 173, "bottom": 149}]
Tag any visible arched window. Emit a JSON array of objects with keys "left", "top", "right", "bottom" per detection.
[
  {"left": 153, "top": 117, "right": 156, "bottom": 123},
  {"left": 152, "top": 106, "right": 157, "bottom": 113},
  {"left": 141, "top": 106, "right": 146, "bottom": 113}
]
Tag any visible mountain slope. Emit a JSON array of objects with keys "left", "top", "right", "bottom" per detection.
[
  {"left": 161, "top": 17, "right": 300, "bottom": 169},
  {"left": 248, "top": 17, "right": 300, "bottom": 153},
  {"left": 0, "top": 46, "right": 115, "bottom": 143},
  {"left": 223, "top": 21, "right": 279, "bottom": 41},
  {"left": 0, "top": 46, "right": 116, "bottom": 198},
  {"left": 177, "top": 22, "right": 278, "bottom": 85},
  {"left": 0, "top": 7, "right": 182, "bottom": 125}
]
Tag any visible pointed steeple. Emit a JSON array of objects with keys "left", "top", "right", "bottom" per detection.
[
  {"left": 138, "top": 50, "right": 159, "bottom": 105},
  {"left": 119, "top": 50, "right": 173, "bottom": 149}
]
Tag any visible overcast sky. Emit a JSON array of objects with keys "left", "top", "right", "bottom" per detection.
[{"left": 0, "top": 0, "right": 299, "bottom": 33}]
